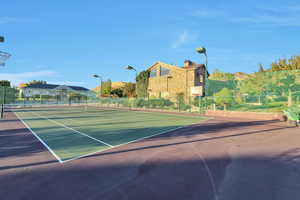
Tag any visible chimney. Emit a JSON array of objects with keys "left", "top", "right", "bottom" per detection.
[{"left": 183, "top": 60, "right": 193, "bottom": 68}]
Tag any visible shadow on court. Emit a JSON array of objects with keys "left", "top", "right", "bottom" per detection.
[
  {"left": 0, "top": 115, "right": 292, "bottom": 166},
  {"left": 84, "top": 120, "right": 293, "bottom": 159},
  {"left": 0, "top": 113, "right": 289, "bottom": 162},
  {"left": 0, "top": 127, "right": 46, "bottom": 159},
  {"left": 0, "top": 160, "right": 58, "bottom": 170},
  {"left": 1, "top": 150, "right": 300, "bottom": 200},
  {"left": 1, "top": 112, "right": 300, "bottom": 200}
]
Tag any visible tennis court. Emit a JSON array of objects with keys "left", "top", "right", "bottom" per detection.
[{"left": 12, "top": 105, "right": 208, "bottom": 163}]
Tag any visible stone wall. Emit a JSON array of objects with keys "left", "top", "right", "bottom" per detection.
[{"left": 147, "top": 62, "right": 204, "bottom": 102}]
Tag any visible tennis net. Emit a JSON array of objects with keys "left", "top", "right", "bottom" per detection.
[{"left": 3, "top": 103, "right": 93, "bottom": 117}]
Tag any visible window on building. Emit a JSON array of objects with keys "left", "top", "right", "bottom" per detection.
[
  {"left": 150, "top": 69, "right": 157, "bottom": 77},
  {"left": 160, "top": 67, "right": 170, "bottom": 76},
  {"left": 197, "top": 71, "right": 203, "bottom": 82}
]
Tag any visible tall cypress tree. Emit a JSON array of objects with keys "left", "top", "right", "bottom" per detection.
[{"left": 259, "top": 64, "right": 264, "bottom": 72}]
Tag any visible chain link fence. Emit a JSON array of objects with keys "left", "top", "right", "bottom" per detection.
[
  {"left": 86, "top": 93, "right": 300, "bottom": 114},
  {"left": 2, "top": 69, "right": 300, "bottom": 117},
  {"left": 2, "top": 91, "right": 300, "bottom": 116}
]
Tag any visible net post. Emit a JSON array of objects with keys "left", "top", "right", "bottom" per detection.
[{"left": 1, "top": 104, "right": 3, "bottom": 118}]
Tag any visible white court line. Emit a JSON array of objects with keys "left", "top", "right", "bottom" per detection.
[
  {"left": 31, "top": 112, "right": 114, "bottom": 148},
  {"left": 93, "top": 106, "right": 209, "bottom": 119},
  {"left": 191, "top": 143, "right": 219, "bottom": 200},
  {"left": 17, "top": 107, "right": 213, "bottom": 163},
  {"left": 14, "top": 112, "right": 63, "bottom": 163},
  {"left": 60, "top": 126, "right": 187, "bottom": 163},
  {"left": 61, "top": 118, "right": 213, "bottom": 163}
]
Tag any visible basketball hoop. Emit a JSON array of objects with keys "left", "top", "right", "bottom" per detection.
[{"left": 0, "top": 51, "right": 11, "bottom": 66}]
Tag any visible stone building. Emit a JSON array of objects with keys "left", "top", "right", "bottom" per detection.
[{"left": 147, "top": 60, "right": 208, "bottom": 102}]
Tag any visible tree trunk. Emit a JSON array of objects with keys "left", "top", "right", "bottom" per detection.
[
  {"left": 224, "top": 104, "right": 227, "bottom": 111},
  {"left": 288, "top": 89, "right": 292, "bottom": 107}
]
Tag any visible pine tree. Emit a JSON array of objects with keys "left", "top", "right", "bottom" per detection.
[{"left": 259, "top": 64, "right": 264, "bottom": 72}]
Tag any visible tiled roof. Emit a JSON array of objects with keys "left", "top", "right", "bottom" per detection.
[
  {"left": 148, "top": 61, "right": 209, "bottom": 75},
  {"left": 25, "top": 84, "right": 58, "bottom": 89},
  {"left": 68, "top": 86, "right": 89, "bottom": 91},
  {"left": 25, "top": 84, "right": 89, "bottom": 91}
]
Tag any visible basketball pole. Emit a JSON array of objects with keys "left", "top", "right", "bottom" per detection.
[
  {"left": 0, "top": 36, "right": 5, "bottom": 117},
  {"left": 1, "top": 86, "right": 6, "bottom": 118}
]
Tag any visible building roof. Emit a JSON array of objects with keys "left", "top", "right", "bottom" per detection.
[
  {"left": 24, "top": 84, "right": 89, "bottom": 91},
  {"left": 148, "top": 61, "right": 209, "bottom": 75},
  {"left": 147, "top": 61, "right": 185, "bottom": 72}
]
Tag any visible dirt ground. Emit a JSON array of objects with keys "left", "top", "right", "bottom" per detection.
[{"left": 1, "top": 111, "right": 300, "bottom": 200}]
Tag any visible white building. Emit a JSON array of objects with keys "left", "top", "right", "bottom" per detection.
[{"left": 20, "top": 84, "right": 91, "bottom": 99}]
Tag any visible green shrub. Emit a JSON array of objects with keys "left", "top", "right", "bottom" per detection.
[
  {"left": 119, "top": 98, "right": 130, "bottom": 107},
  {"left": 214, "top": 88, "right": 235, "bottom": 110},
  {"left": 180, "top": 104, "right": 191, "bottom": 111},
  {"left": 273, "top": 96, "right": 288, "bottom": 102},
  {"left": 133, "top": 98, "right": 146, "bottom": 108},
  {"left": 145, "top": 98, "right": 174, "bottom": 108}
]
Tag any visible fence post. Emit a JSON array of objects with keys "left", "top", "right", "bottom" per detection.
[
  {"left": 198, "top": 96, "right": 201, "bottom": 113},
  {"left": 189, "top": 96, "right": 191, "bottom": 112},
  {"left": 1, "top": 86, "right": 6, "bottom": 118},
  {"left": 213, "top": 96, "right": 216, "bottom": 111}
]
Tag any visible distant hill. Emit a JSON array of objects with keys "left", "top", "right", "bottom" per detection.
[
  {"left": 92, "top": 81, "right": 127, "bottom": 93},
  {"left": 111, "top": 82, "right": 126, "bottom": 89},
  {"left": 234, "top": 72, "right": 250, "bottom": 80},
  {"left": 209, "top": 69, "right": 250, "bottom": 81}
]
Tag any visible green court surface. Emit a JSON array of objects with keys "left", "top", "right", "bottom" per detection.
[{"left": 14, "top": 106, "right": 208, "bottom": 163}]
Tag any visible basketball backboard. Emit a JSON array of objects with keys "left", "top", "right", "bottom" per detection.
[
  {"left": 0, "top": 36, "right": 11, "bottom": 66},
  {"left": 0, "top": 51, "right": 11, "bottom": 66}
]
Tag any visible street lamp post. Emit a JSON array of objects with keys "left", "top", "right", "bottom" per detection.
[
  {"left": 196, "top": 46, "right": 208, "bottom": 95},
  {"left": 92, "top": 74, "right": 103, "bottom": 98},
  {"left": 196, "top": 47, "right": 208, "bottom": 70},
  {"left": 196, "top": 47, "right": 208, "bottom": 113},
  {"left": 125, "top": 65, "right": 137, "bottom": 72},
  {"left": 125, "top": 65, "right": 138, "bottom": 97},
  {"left": 125, "top": 65, "right": 137, "bottom": 78}
]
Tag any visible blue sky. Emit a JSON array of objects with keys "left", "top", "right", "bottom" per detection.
[{"left": 0, "top": 0, "right": 299, "bottom": 88}]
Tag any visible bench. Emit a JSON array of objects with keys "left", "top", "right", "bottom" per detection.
[{"left": 284, "top": 107, "right": 300, "bottom": 126}]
